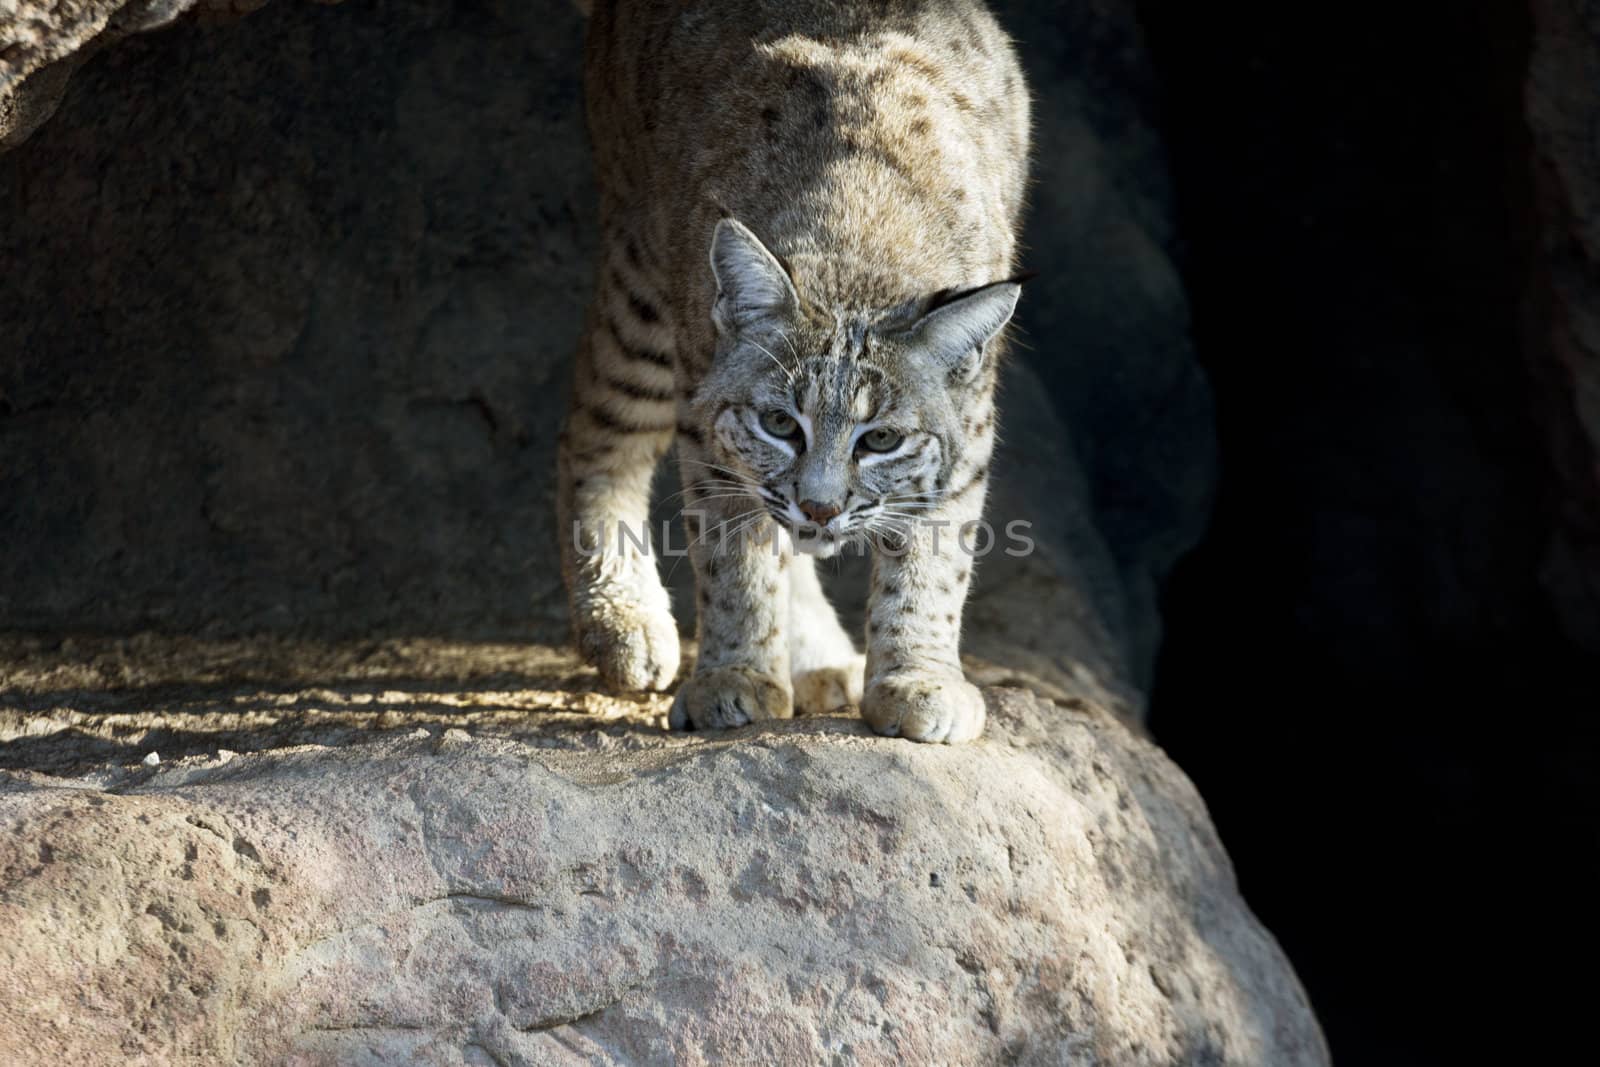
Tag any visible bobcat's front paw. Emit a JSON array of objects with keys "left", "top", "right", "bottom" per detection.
[
  {"left": 861, "top": 672, "right": 986, "bottom": 744},
  {"left": 575, "top": 598, "right": 680, "bottom": 692},
  {"left": 792, "top": 653, "right": 866, "bottom": 715},
  {"left": 669, "top": 666, "right": 792, "bottom": 731}
]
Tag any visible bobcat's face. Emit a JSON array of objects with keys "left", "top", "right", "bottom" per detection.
[
  {"left": 709, "top": 321, "right": 952, "bottom": 557},
  {"left": 693, "top": 220, "right": 1019, "bottom": 557}
]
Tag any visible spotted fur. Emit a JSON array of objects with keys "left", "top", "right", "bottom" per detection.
[{"left": 560, "top": 0, "right": 1029, "bottom": 743}]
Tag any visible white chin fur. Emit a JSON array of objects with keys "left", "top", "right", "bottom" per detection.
[
  {"left": 790, "top": 529, "right": 841, "bottom": 557},
  {"left": 796, "top": 538, "right": 840, "bottom": 558}
]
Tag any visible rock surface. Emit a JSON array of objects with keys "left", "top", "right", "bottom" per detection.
[
  {"left": 0, "top": 0, "right": 250, "bottom": 147},
  {"left": 0, "top": 639, "right": 1326, "bottom": 1066}
]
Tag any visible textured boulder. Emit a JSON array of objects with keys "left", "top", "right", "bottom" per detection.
[
  {"left": 0, "top": 0, "right": 261, "bottom": 146},
  {"left": 0, "top": 639, "right": 1325, "bottom": 1065}
]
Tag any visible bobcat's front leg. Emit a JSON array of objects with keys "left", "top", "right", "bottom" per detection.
[
  {"left": 669, "top": 489, "right": 793, "bottom": 730},
  {"left": 862, "top": 491, "right": 987, "bottom": 744}
]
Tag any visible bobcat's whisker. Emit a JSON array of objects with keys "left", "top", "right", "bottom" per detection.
[
  {"left": 681, "top": 458, "right": 764, "bottom": 485},
  {"left": 882, "top": 490, "right": 950, "bottom": 505},
  {"left": 667, "top": 492, "right": 767, "bottom": 520},
  {"left": 658, "top": 480, "right": 756, "bottom": 506},
  {"left": 664, "top": 505, "right": 765, "bottom": 582},
  {"left": 713, "top": 511, "right": 774, "bottom": 558}
]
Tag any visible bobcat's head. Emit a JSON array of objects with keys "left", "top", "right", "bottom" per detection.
[{"left": 690, "top": 218, "right": 1019, "bottom": 557}]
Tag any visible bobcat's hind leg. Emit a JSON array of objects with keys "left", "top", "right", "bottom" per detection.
[
  {"left": 788, "top": 552, "right": 865, "bottom": 715},
  {"left": 559, "top": 244, "right": 680, "bottom": 691}
]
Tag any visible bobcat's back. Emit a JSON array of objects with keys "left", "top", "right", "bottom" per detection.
[{"left": 584, "top": 0, "right": 1029, "bottom": 365}]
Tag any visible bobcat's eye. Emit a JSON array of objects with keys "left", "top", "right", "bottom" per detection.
[
  {"left": 759, "top": 410, "right": 801, "bottom": 438},
  {"left": 858, "top": 427, "right": 904, "bottom": 454}
]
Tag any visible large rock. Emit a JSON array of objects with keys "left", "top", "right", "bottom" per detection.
[
  {"left": 0, "top": 638, "right": 1325, "bottom": 1065},
  {"left": 0, "top": 0, "right": 254, "bottom": 147}
]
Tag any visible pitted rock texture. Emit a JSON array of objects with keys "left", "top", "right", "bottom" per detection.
[
  {"left": 0, "top": 654, "right": 1326, "bottom": 1066},
  {"left": 0, "top": 0, "right": 263, "bottom": 146}
]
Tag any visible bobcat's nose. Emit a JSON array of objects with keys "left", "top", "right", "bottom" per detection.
[{"left": 799, "top": 499, "right": 842, "bottom": 525}]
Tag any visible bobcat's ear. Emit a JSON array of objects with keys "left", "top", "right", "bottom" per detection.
[
  {"left": 903, "top": 279, "right": 1022, "bottom": 383},
  {"left": 710, "top": 218, "right": 799, "bottom": 334}
]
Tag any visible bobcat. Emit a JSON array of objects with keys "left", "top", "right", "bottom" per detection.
[{"left": 560, "top": 0, "right": 1029, "bottom": 743}]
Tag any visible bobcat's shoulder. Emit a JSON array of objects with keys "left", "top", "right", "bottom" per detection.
[{"left": 585, "top": 0, "right": 1029, "bottom": 343}]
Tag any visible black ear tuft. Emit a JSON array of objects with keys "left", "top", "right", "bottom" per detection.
[
  {"left": 902, "top": 278, "right": 1022, "bottom": 383},
  {"left": 923, "top": 270, "right": 1034, "bottom": 315}
]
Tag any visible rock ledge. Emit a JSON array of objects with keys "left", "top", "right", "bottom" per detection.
[{"left": 0, "top": 642, "right": 1326, "bottom": 1065}]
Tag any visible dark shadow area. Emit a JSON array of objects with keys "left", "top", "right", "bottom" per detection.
[{"left": 1138, "top": 1, "right": 1596, "bottom": 1062}]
